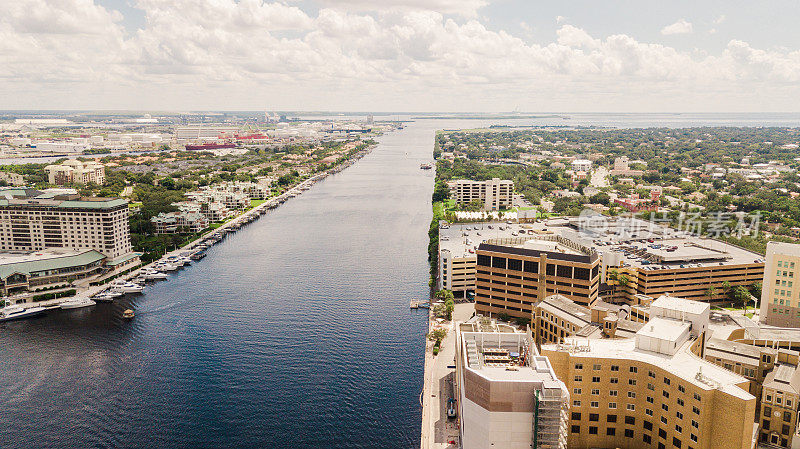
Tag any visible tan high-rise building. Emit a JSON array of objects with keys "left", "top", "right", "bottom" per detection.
[
  {"left": 0, "top": 188, "right": 133, "bottom": 260},
  {"left": 760, "top": 241, "right": 800, "bottom": 327},
  {"left": 45, "top": 160, "right": 105, "bottom": 185},
  {"left": 542, "top": 298, "right": 757, "bottom": 449},
  {"left": 475, "top": 232, "right": 601, "bottom": 319},
  {"left": 450, "top": 178, "right": 513, "bottom": 211}
]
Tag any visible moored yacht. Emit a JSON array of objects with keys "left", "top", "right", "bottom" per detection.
[
  {"left": 60, "top": 298, "right": 96, "bottom": 309},
  {"left": 0, "top": 305, "right": 47, "bottom": 322},
  {"left": 111, "top": 281, "right": 144, "bottom": 294}
]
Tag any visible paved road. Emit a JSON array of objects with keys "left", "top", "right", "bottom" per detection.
[{"left": 590, "top": 166, "right": 610, "bottom": 188}]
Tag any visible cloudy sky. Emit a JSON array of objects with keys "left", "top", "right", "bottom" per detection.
[{"left": 3, "top": 0, "right": 800, "bottom": 112}]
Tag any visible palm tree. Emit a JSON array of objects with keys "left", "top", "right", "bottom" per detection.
[{"left": 705, "top": 286, "right": 717, "bottom": 303}]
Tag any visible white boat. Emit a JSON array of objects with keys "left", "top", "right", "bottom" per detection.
[
  {"left": 0, "top": 305, "right": 47, "bottom": 322},
  {"left": 92, "top": 291, "right": 121, "bottom": 302},
  {"left": 142, "top": 269, "right": 167, "bottom": 280},
  {"left": 60, "top": 298, "right": 96, "bottom": 309},
  {"left": 111, "top": 282, "right": 144, "bottom": 293},
  {"left": 157, "top": 263, "right": 178, "bottom": 272}
]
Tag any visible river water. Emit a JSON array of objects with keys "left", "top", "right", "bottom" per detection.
[{"left": 3, "top": 114, "right": 800, "bottom": 449}]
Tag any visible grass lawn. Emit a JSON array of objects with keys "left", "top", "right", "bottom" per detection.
[
  {"left": 433, "top": 201, "right": 444, "bottom": 218},
  {"left": 249, "top": 199, "right": 267, "bottom": 209}
]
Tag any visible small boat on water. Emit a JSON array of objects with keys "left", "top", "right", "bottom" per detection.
[
  {"left": 60, "top": 298, "right": 96, "bottom": 310},
  {"left": 420, "top": 163, "right": 433, "bottom": 170},
  {"left": 0, "top": 305, "right": 46, "bottom": 322},
  {"left": 122, "top": 309, "right": 135, "bottom": 319}
]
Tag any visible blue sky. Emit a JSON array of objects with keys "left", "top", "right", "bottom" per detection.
[{"left": 3, "top": 0, "right": 800, "bottom": 111}]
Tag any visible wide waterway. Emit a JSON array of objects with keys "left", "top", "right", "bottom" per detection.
[{"left": 4, "top": 114, "right": 800, "bottom": 449}]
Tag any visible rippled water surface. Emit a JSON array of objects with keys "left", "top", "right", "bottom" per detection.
[
  {"left": 3, "top": 114, "right": 797, "bottom": 449},
  {"left": 0, "top": 122, "right": 444, "bottom": 449}
]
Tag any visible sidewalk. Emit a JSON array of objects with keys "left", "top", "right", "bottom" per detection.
[{"left": 420, "top": 302, "right": 474, "bottom": 449}]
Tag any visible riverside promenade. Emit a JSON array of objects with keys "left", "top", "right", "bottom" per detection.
[{"left": 420, "top": 302, "right": 473, "bottom": 449}]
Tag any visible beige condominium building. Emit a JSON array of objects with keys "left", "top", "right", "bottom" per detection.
[
  {"left": 44, "top": 159, "right": 106, "bottom": 186},
  {"left": 450, "top": 178, "right": 513, "bottom": 211},
  {"left": 455, "top": 318, "right": 569, "bottom": 449},
  {"left": 542, "top": 297, "right": 757, "bottom": 449},
  {"left": 474, "top": 230, "right": 601, "bottom": 320},
  {"left": 760, "top": 241, "right": 800, "bottom": 327},
  {"left": 0, "top": 188, "right": 133, "bottom": 260}
]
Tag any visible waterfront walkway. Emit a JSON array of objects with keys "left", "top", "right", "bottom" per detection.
[{"left": 420, "top": 302, "right": 474, "bottom": 449}]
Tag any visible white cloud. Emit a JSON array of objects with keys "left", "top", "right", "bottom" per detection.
[
  {"left": 1, "top": 1, "right": 799, "bottom": 111},
  {"left": 661, "top": 19, "right": 693, "bottom": 35},
  {"left": 714, "top": 14, "right": 726, "bottom": 24},
  {"left": 314, "top": 0, "right": 488, "bottom": 17},
  {"left": 556, "top": 15, "right": 567, "bottom": 24}
]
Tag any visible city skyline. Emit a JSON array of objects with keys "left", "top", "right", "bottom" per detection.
[{"left": 3, "top": 0, "right": 800, "bottom": 112}]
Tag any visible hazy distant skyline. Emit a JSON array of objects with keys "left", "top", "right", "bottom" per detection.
[{"left": 3, "top": 0, "right": 800, "bottom": 112}]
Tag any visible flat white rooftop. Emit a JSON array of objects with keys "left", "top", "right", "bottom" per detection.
[
  {"left": 551, "top": 337, "right": 754, "bottom": 401},
  {"left": 652, "top": 295, "right": 710, "bottom": 316},
  {"left": 637, "top": 317, "right": 691, "bottom": 343}
]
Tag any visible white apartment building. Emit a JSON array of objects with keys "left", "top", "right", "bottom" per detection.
[
  {"left": 0, "top": 188, "right": 133, "bottom": 260},
  {"left": 45, "top": 160, "right": 106, "bottom": 185},
  {"left": 175, "top": 126, "right": 240, "bottom": 140},
  {"left": 571, "top": 159, "right": 592, "bottom": 172},
  {"left": 456, "top": 319, "right": 569, "bottom": 449},
  {"left": 35, "top": 141, "right": 89, "bottom": 153},
  {"left": 451, "top": 178, "right": 514, "bottom": 211},
  {"left": 760, "top": 241, "right": 800, "bottom": 327}
]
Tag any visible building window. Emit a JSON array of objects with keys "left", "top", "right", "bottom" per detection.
[
  {"left": 571, "top": 425, "right": 581, "bottom": 434},
  {"left": 589, "top": 426, "right": 598, "bottom": 435},
  {"left": 672, "top": 437, "right": 681, "bottom": 448},
  {"left": 574, "top": 388, "right": 582, "bottom": 395},
  {"left": 591, "top": 402, "right": 599, "bottom": 408},
  {"left": 607, "top": 414, "right": 617, "bottom": 423},
  {"left": 607, "top": 428, "right": 616, "bottom": 436},
  {"left": 627, "top": 404, "right": 636, "bottom": 411},
  {"left": 609, "top": 403, "right": 617, "bottom": 409},
  {"left": 643, "top": 434, "right": 652, "bottom": 444},
  {"left": 625, "top": 429, "right": 634, "bottom": 438},
  {"left": 592, "top": 376, "right": 600, "bottom": 383},
  {"left": 572, "top": 412, "right": 582, "bottom": 421},
  {"left": 644, "top": 420, "right": 653, "bottom": 431}
]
